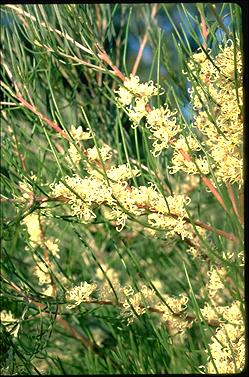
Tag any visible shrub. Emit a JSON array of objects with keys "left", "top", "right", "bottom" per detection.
[{"left": 1, "top": 3, "right": 244, "bottom": 374}]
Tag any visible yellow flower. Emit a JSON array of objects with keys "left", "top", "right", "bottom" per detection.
[
  {"left": 115, "top": 86, "right": 133, "bottom": 106},
  {"left": 70, "top": 125, "right": 93, "bottom": 141},
  {"left": 87, "top": 145, "right": 112, "bottom": 161},
  {"left": 66, "top": 282, "right": 97, "bottom": 309}
]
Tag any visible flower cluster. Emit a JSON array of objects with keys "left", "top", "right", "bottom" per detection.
[
  {"left": 51, "top": 174, "right": 116, "bottom": 223},
  {"left": 200, "top": 264, "right": 245, "bottom": 373},
  {"left": 169, "top": 135, "right": 212, "bottom": 175},
  {"left": 70, "top": 125, "right": 93, "bottom": 141},
  {"left": 22, "top": 212, "right": 44, "bottom": 247},
  {"left": 116, "top": 74, "right": 160, "bottom": 106},
  {"left": 204, "top": 301, "right": 245, "bottom": 373},
  {"left": 51, "top": 166, "right": 192, "bottom": 239},
  {"left": 0, "top": 310, "right": 19, "bottom": 337},
  {"left": 146, "top": 105, "right": 180, "bottom": 157},
  {"left": 116, "top": 74, "right": 160, "bottom": 128},
  {"left": 65, "top": 275, "right": 191, "bottom": 333},
  {"left": 155, "top": 294, "right": 191, "bottom": 333},
  {"left": 115, "top": 74, "right": 179, "bottom": 156},
  {"left": 21, "top": 209, "right": 66, "bottom": 296},
  {"left": 206, "top": 265, "right": 227, "bottom": 302},
  {"left": 87, "top": 144, "right": 112, "bottom": 162},
  {"left": 171, "top": 40, "right": 243, "bottom": 186},
  {"left": 22, "top": 211, "right": 60, "bottom": 258},
  {"left": 65, "top": 281, "right": 98, "bottom": 309}
]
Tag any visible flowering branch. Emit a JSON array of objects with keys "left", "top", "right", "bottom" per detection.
[
  {"left": 73, "top": 299, "right": 220, "bottom": 328},
  {"left": 1, "top": 193, "right": 238, "bottom": 242},
  {"left": 3, "top": 4, "right": 232, "bottom": 213},
  {"left": 2, "top": 278, "right": 93, "bottom": 350},
  {"left": 94, "top": 48, "right": 228, "bottom": 212}
]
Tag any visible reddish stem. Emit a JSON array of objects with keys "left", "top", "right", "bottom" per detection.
[
  {"left": 200, "top": 15, "right": 209, "bottom": 48},
  {"left": 131, "top": 4, "right": 158, "bottom": 76},
  {"left": 178, "top": 148, "right": 227, "bottom": 212},
  {"left": 202, "top": 176, "right": 227, "bottom": 212},
  {"left": 226, "top": 182, "right": 241, "bottom": 221},
  {"left": 16, "top": 94, "right": 69, "bottom": 140}
]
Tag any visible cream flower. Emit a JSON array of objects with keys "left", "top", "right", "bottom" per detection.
[{"left": 66, "top": 281, "right": 97, "bottom": 309}]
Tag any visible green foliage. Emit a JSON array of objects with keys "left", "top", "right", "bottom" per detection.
[{"left": 0, "top": 3, "right": 244, "bottom": 375}]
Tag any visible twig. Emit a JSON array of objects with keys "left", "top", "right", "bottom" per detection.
[
  {"left": 201, "top": 176, "right": 227, "bottom": 212},
  {"left": 17, "top": 94, "right": 69, "bottom": 139},
  {"left": 2, "top": 278, "right": 94, "bottom": 350},
  {"left": 95, "top": 43, "right": 126, "bottom": 81},
  {"left": 5, "top": 5, "right": 93, "bottom": 56},
  {"left": 131, "top": 4, "right": 158, "bottom": 76},
  {"left": 226, "top": 182, "right": 241, "bottom": 221},
  {"left": 200, "top": 14, "right": 209, "bottom": 48},
  {"left": 70, "top": 299, "right": 220, "bottom": 328},
  {"left": 197, "top": 6, "right": 209, "bottom": 49},
  {"left": 191, "top": 219, "right": 238, "bottom": 242}
]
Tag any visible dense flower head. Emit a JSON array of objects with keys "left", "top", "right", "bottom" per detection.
[
  {"left": 155, "top": 294, "right": 191, "bottom": 332},
  {"left": 50, "top": 174, "right": 115, "bottom": 222},
  {"left": 34, "top": 259, "right": 51, "bottom": 285},
  {"left": 21, "top": 209, "right": 65, "bottom": 296},
  {"left": 66, "top": 281, "right": 98, "bottom": 309},
  {"left": 70, "top": 125, "right": 93, "bottom": 141},
  {"left": 177, "top": 40, "right": 243, "bottom": 186},
  {"left": 51, "top": 154, "right": 191, "bottom": 237},
  {"left": 22, "top": 212, "right": 43, "bottom": 247},
  {"left": 127, "top": 97, "right": 148, "bottom": 127},
  {"left": 205, "top": 300, "right": 245, "bottom": 373},
  {"left": 146, "top": 105, "right": 180, "bottom": 156},
  {"left": 115, "top": 86, "right": 133, "bottom": 106},
  {"left": 87, "top": 144, "right": 112, "bottom": 161},
  {"left": 207, "top": 265, "right": 227, "bottom": 298},
  {"left": 123, "top": 74, "right": 160, "bottom": 98},
  {"left": 199, "top": 261, "right": 245, "bottom": 373},
  {"left": 66, "top": 144, "right": 82, "bottom": 167},
  {"left": 169, "top": 135, "right": 213, "bottom": 176},
  {"left": 106, "top": 164, "right": 140, "bottom": 182},
  {"left": 116, "top": 76, "right": 179, "bottom": 155}
]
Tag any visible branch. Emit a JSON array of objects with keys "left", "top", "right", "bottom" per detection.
[
  {"left": 95, "top": 43, "right": 126, "bottom": 81},
  {"left": 2, "top": 193, "right": 238, "bottom": 242},
  {"left": 226, "top": 182, "right": 241, "bottom": 223},
  {"left": 70, "top": 299, "right": 220, "bottom": 328},
  {"left": 16, "top": 94, "right": 69, "bottom": 139},
  {"left": 2, "top": 278, "right": 93, "bottom": 350},
  {"left": 131, "top": 4, "right": 158, "bottom": 76},
  {"left": 2, "top": 277, "right": 220, "bottom": 329}
]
